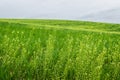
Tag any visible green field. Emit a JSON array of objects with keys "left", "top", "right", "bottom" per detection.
[{"left": 0, "top": 19, "right": 120, "bottom": 80}]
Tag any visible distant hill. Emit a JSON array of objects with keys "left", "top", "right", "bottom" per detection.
[{"left": 79, "top": 8, "right": 120, "bottom": 23}]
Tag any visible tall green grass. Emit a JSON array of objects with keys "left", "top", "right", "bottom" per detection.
[{"left": 0, "top": 20, "right": 120, "bottom": 80}]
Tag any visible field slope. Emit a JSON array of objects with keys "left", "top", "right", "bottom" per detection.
[{"left": 0, "top": 19, "right": 120, "bottom": 80}]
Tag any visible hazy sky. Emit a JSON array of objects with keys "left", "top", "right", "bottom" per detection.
[{"left": 0, "top": 0, "right": 120, "bottom": 19}]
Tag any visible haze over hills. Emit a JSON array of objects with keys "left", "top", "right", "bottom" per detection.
[
  {"left": 79, "top": 8, "right": 120, "bottom": 23},
  {"left": 22, "top": 7, "right": 120, "bottom": 24},
  {"left": 1, "top": 7, "right": 120, "bottom": 24}
]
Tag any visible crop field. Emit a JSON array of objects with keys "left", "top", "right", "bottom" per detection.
[{"left": 0, "top": 19, "right": 120, "bottom": 80}]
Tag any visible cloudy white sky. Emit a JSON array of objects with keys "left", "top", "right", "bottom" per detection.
[{"left": 0, "top": 0, "right": 120, "bottom": 19}]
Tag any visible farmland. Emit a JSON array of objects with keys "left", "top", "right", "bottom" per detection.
[{"left": 0, "top": 19, "right": 120, "bottom": 80}]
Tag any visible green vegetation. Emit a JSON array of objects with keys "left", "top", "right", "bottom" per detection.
[{"left": 0, "top": 19, "right": 120, "bottom": 80}]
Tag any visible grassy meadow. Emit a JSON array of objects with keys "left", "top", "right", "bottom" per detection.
[{"left": 0, "top": 19, "right": 120, "bottom": 80}]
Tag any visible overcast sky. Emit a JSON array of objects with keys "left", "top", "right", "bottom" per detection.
[{"left": 0, "top": 0, "right": 120, "bottom": 19}]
